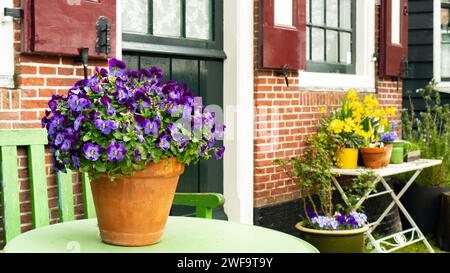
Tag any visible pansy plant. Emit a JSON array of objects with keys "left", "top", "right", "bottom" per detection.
[{"left": 42, "top": 58, "right": 226, "bottom": 180}]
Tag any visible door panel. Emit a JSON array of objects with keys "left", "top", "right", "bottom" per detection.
[
  {"left": 140, "top": 56, "right": 171, "bottom": 80},
  {"left": 122, "top": 53, "right": 225, "bottom": 219}
]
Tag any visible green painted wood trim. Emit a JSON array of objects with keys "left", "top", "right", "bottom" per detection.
[
  {"left": 81, "top": 173, "right": 96, "bottom": 219},
  {"left": 173, "top": 193, "right": 224, "bottom": 209},
  {"left": 57, "top": 170, "right": 75, "bottom": 222},
  {"left": 0, "top": 129, "right": 48, "bottom": 146},
  {"left": 0, "top": 146, "right": 22, "bottom": 243},
  {"left": 122, "top": 41, "right": 227, "bottom": 60},
  {"left": 28, "top": 145, "right": 50, "bottom": 228}
]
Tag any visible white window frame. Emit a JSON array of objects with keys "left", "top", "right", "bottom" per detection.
[
  {"left": 433, "top": 0, "right": 450, "bottom": 93},
  {"left": 299, "top": 0, "right": 376, "bottom": 92},
  {"left": 0, "top": 0, "right": 15, "bottom": 88}
]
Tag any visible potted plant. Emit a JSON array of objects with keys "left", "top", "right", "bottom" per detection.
[
  {"left": 275, "top": 120, "right": 374, "bottom": 253},
  {"left": 400, "top": 80, "right": 450, "bottom": 238},
  {"left": 42, "top": 58, "right": 226, "bottom": 246},
  {"left": 325, "top": 92, "right": 368, "bottom": 169},
  {"left": 342, "top": 91, "right": 397, "bottom": 169}
]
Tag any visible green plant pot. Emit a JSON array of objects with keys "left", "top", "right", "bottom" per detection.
[
  {"left": 295, "top": 222, "right": 369, "bottom": 253},
  {"left": 390, "top": 141, "right": 404, "bottom": 164}
]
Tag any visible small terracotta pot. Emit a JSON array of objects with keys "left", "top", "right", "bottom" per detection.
[
  {"left": 90, "top": 158, "right": 185, "bottom": 246},
  {"left": 360, "top": 144, "right": 393, "bottom": 169}
]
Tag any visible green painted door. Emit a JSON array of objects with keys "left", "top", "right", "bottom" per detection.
[{"left": 121, "top": 0, "right": 226, "bottom": 219}]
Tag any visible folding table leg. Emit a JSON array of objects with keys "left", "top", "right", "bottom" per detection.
[{"left": 365, "top": 171, "right": 435, "bottom": 253}]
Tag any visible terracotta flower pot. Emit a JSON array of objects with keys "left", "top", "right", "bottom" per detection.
[
  {"left": 360, "top": 144, "right": 393, "bottom": 169},
  {"left": 90, "top": 158, "right": 185, "bottom": 246}
]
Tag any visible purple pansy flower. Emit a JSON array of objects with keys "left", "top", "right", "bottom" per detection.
[
  {"left": 74, "top": 114, "right": 86, "bottom": 131},
  {"left": 94, "top": 119, "right": 119, "bottom": 135},
  {"left": 61, "top": 139, "right": 73, "bottom": 152},
  {"left": 83, "top": 143, "right": 102, "bottom": 161},
  {"left": 100, "top": 96, "right": 116, "bottom": 116},
  {"left": 158, "top": 135, "right": 171, "bottom": 151},
  {"left": 108, "top": 58, "right": 127, "bottom": 76},
  {"left": 215, "top": 146, "right": 225, "bottom": 160},
  {"left": 115, "top": 88, "right": 129, "bottom": 104},
  {"left": 144, "top": 119, "right": 160, "bottom": 136},
  {"left": 55, "top": 133, "right": 65, "bottom": 146},
  {"left": 169, "top": 124, "right": 190, "bottom": 143},
  {"left": 71, "top": 155, "right": 81, "bottom": 170},
  {"left": 199, "top": 145, "right": 208, "bottom": 156},
  {"left": 133, "top": 149, "right": 142, "bottom": 161},
  {"left": 335, "top": 213, "right": 348, "bottom": 228},
  {"left": 106, "top": 141, "right": 127, "bottom": 162},
  {"left": 68, "top": 94, "right": 91, "bottom": 112}
]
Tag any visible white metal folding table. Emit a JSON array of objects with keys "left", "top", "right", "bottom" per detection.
[{"left": 331, "top": 159, "right": 442, "bottom": 253}]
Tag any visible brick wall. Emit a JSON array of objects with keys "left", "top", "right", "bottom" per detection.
[
  {"left": 253, "top": 1, "right": 403, "bottom": 208},
  {"left": 0, "top": 0, "right": 107, "bottom": 248}
]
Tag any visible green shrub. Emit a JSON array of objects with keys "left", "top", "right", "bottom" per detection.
[{"left": 402, "top": 80, "right": 450, "bottom": 187}]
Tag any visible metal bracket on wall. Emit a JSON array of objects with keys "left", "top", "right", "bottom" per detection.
[
  {"left": 96, "top": 16, "right": 111, "bottom": 55},
  {"left": 3, "top": 7, "right": 23, "bottom": 19},
  {"left": 276, "top": 64, "right": 290, "bottom": 88}
]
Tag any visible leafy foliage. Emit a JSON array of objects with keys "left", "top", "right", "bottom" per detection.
[
  {"left": 402, "top": 80, "right": 450, "bottom": 187},
  {"left": 42, "top": 58, "right": 225, "bottom": 180}
]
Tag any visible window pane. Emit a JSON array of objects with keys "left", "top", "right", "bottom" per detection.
[
  {"left": 326, "top": 0, "right": 338, "bottom": 27},
  {"left": 311, "top": 0, "right": 324, "bottom": 25},
  {"left": 306, "top": 0, "right": 310, "bottom": 23},
  {"left": 442, "top": 40, "right": 450, "bottom": 78},
  {"left": 121, "top": 0, "right": 148, "bottom": 33},
  {"left": 186, "top": 0, "right": 211, "bottom": 39},
  {"left": 311, "top": 28, "right": 325, "bottom": 61},
  {"left": 340, "top": 32, "right": 352, "bottom": 64},
  {"left": 306, "top": 27, "right": 310, "bottom": 60},
  {"left": 274, "top": 0, "right": 293, "bottom": 26},
  {"left": 391, "top": 0, "right": 401, "bottom": 44},
  {"left": 153, "top": 0, "right": 181, "bottom": 37},
  {"left": 442, "top": 7, "right": 450, "bottom": 78},
  {"left": 340, "top": 0, "right": 351, "bottom": 29},
  {"left": 326, "top": 30, "right": 338, "bottom": 63}
]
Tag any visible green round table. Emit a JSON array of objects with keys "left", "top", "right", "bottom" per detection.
[{"left": 3, "top": 217, "right": 319, "bottom": 253}]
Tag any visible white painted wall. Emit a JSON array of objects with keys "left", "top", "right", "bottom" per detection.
[
  {"left": 223, "top": 0, "right": 254, "bottom": 225},
  {"left": 0, "top": 0, "right": 15, "bottom": 88}
]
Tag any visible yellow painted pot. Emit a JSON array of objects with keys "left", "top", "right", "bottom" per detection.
[{"left": 337, "top": 148, "right": 359, "bottom": 169}]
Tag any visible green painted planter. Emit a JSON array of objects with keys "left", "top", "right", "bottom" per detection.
[
  {"left": 295, "top": 222, "right": 369, "bottom": 253},
  {"left": 390, "top": 141, "right": 404, "bottom": 164}
]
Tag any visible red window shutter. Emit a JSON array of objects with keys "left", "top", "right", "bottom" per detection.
[
  {"left": 22, "top": 0, "right": 116, "bottom": 58},
  {"left": 260, "top": 0, "right": 306, "bottom": 70},
  {"left": 379, "top": 0, "right": 409, "bottom": 77}
]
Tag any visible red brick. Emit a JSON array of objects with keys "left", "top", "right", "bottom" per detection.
[
  {"left": 58, "top": 67, "right": 74, "bottom": 76},
  {"left": 20, "top": 111, "right": 38, "bottom": 121},
  {"left": 39, "top": 67, "right": 57, "bottom": 75},
  {"left": 17, "top": 77, "right": 45, "bottom": 86},
  {"left": 21, "top": 99, "right": 48, "bottom": 109},
  {"left": 17, "top": 65, "right": 37, "bottom": 74},
  {"left": 46, "top": 77, "right": 81, "bottom": 87},
  {"left": 0, "top": 111, "right": 19, "bottom": 120}
]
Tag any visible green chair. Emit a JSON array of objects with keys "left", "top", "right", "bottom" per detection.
[{"left": 0, "top": 129, "right": 224, "bottom": 245}]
